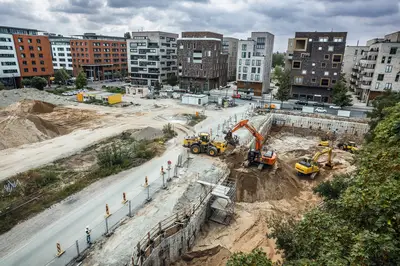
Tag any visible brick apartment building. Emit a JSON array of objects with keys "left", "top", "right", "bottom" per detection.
[
  {"left": 0, "top": 26, "right": 54, "bottom": 87},
  {"left": 177, "top": 31, "right": 228, "bottom": 92},
  {"left": 286, "top": 32, "right": 347, "bottom": 103},
  {"left": 70, "top": 33, "right": 127, "bottom": 80}
]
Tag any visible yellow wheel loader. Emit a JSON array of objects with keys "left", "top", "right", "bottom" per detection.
[{"left": 183, "top": 132, "right": 227, "bottom": 157}]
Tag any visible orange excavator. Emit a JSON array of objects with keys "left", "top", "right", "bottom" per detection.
[{"left": 225, "top": 119, "right": 277, "bottom": 169}]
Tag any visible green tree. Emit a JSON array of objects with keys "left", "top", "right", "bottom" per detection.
[
  {"left": 30, "top": 76, "right": 48, "bottom": 90},
  {"left": 272, "top": 66, "right": 283, "bottom": 81},
  {"left": 22, "top": 78, "right": 31, "bottom": 87},
  {"left": 113, "top": 71, "right": 121, "bottom": 79},
  {"left": 0, "top": 81, "right": 5, "bottom": 90},
  {"left": 75, "top": 70, "right": 87, "bottom": 90},
  {"left": 54, "top": 68, "right": 70, "bottom": 85},
  {"left": 332, "top": 78, "right": 352, "bottom": 107},
  {"left": 167, "top": 74, "right": 178, "bottom": 86},
  {"left": 154, "top": 81, "right": 162, "bottom": 91},
  {"left": 124, "top": 32, "right": 131, "bottom": 39},
  {"left": 274, "top": 70, "right": 291, "bottom": 103},
  {"left": 272, "top": 52, "right": 284, "bottom": 68},
  {"left": 227, "top": 248, "right": 273, "bottom": 266}
]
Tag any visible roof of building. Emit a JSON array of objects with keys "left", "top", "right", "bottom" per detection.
[
  {"left": 182, "top": 94, "right": 208, "bottom": 98},
  {"left": 177, "top": 37, "right": 221, "bottom": 41},
  {"left": 72, "top": 33, "right": 125, "bottom": 40},
  {"left": 130, "top": 31, "right": 178, "bottom": 35},
  {"left": 0, "top": 25, "right": 40, "bottom": 32}
]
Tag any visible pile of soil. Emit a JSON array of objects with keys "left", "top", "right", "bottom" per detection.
[
  {"left": 0, "top": 100, "right": 101, "bottom": 150},
  {"left": 172, "top": 245, "right": 231, "bottom": 266},
  {"left": 131, "top": 126, "right": 163, "bottom": 141}
]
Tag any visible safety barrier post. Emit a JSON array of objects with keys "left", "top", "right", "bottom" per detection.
[
  {"left": 122, "top": 192, "right": 127, "bottom": 204},
  {"left": 75, "top": 240, "right": 80, "bottom": 256},
  {"left": 56, "top": 242, "right": 65, "bottom": 257},
  {"left": 161, "top": 166, "right": 167, "bottom": 189},
  {"left": 128, "top": 200, "right": 132, "bottom": 217},
  {"left": 173, "top": 164, "right": 178, "bottom": 178},
  {"left": 167, "top": 160, "right": 172, "bottom": 182},
  {"left": 105, "top": 204, "right": 111, "bottom": 218},
  {"left": 145, "top": 176, "right": 151, "bottom": 202}
]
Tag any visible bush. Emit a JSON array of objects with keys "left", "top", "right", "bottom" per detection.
[
  {"left": 31, "top": 77, "right": 48, "bottom": 90},
  {"left": 162, "top": 123, "right": 177, "bottom": 140}
]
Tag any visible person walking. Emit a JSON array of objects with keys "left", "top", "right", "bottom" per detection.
[{"left": 85, "top": 226, "right": 92, "bottom": 245}]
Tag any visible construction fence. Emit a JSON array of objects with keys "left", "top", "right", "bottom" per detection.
[{"left": 43, "top": 150, "right": 193, "bottom": 266}]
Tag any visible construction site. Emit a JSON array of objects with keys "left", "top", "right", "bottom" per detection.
[{"left": 0, "top": 88, "right": 369, "bottom": 266}]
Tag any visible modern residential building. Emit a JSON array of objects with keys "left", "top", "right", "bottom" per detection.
[
  {"left": 222, "top": 37, "right": 238, "bottom": 81},
  {"left": 70, "top": 33, "right": 127, "bottom": 80},
  {"left": 127, "top": 31, "right": 178, "bottom": 86},
  {"left": 236, "top": 32, "right": 274, "bottom": 96},
  {"left": 342, "top": 44, "right": 368, "bottom": 85},
  {"left": 46, "top": 34, "right": 73, "bottom": 74},
  {"left": 286, "top": 31, "right": 347, "bottom": 102},
  {"left": 177, "top": 31, "right": 228, "bottom": 92},
  {"left": 0, "top": 32, "right": 20, "bottom": 88},
  {"left": 347, "top": 31, "right": 400, "bottom": 103}
]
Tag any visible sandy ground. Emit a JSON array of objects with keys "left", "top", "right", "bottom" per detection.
[{"left": 172, "top": 133, "right": 356, "bottom": 266}]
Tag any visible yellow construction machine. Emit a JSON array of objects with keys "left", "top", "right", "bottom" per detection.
[
  {"left": 183, "top": 132, "right": 227, "bottom": 156},
  {"left": 295, "top": 147, "right": 333, "bottom": 179},
  {"left": 337, "top": 141, "right": 359, "bottom": 153}
]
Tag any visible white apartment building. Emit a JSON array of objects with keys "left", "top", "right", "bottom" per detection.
[
  {"left": 347, "top": 31, "right": 400, "bottom": 103},
  {"left": 236, "top": 32, "right": 274, "bottom": 96},
  {"left": 48, "top": 36, "right": 73, "bottom": 73},
  {"left": 127, "top": 31, "right": 178, "bottom": 86},
  {"left": 343, "top": 45, "right": 368, "bottom": 84},
  {"left": 0, "top": 33, "right": 20, "bottom": 88}
]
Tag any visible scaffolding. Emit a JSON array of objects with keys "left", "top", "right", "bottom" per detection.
[{"left": 197, "top": 178, "right": 236, "bottom": 225}]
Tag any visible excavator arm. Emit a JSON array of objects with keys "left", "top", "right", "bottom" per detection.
[
  {"left": 229, "top": 119, "right": 264, "bottom": 151},
  {"left": 312, "top": 147, "right": 333, "bottom": 166}
]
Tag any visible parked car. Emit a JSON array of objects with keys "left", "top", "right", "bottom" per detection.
[
  {"left": 243, "top": 95, "right": 252, "bottom": 100},
  {"left": 232, "top": 94, "right": 241, "bottom": 99},
  {"left": 295, "top": 100, "right": 308, "bottom": 106},
  {"left": 313, "top": 102, "right": 325, "bottom": 107},
  {"left": 329, "top": 105, "right": 341, "bottom": 109},
  {"left": 315, "top": 107, "right": 327, "bottom": 113}
]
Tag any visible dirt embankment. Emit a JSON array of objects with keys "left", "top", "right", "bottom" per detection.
[{"left": 0, "top": 100, "right": 102, "bottom": 150}]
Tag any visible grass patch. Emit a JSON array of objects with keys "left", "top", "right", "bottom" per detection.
[
  {"left": 0, "top": 127, "right": 175, "bottom": 234},
  {"left": 102, "top": 85, "right": 125, "bottom": 94},
  {"left": 183, "top": 114, "right": 207, "bottom": 126}
]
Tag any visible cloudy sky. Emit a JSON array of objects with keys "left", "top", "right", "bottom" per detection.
[{"left": 1, "top": 0, "right": 399, "bottom": 51}]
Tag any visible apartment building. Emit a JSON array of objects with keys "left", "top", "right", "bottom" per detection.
[
  {"left": 47, "top": 34, "right": 73, "bottom": 74},
  {"left": 236, "top": 32, "right": 274, "bottom": 96},
  {"left": 70, "top": 33, "right": 127, "bottom": 80},
  {"left": 346, "top": 31, "right": 400, "bottom": 103},
  {"left": 177, "top": 31, "right": 228, "bottom": 92},
  {"left": 222, "top": 37, "right": 238, "bottom": 81},
  {"left": 0, "top": 32, "right": 20, "bottom": 88},
  {"left": 342, "top": 45, "right": 368, "bottom": 84},
  {"left": 127, "top": 31, "right": 178, "bottom": 86},
  {"left": 286, "top": 32, "right": 347, "bottom": 102}
]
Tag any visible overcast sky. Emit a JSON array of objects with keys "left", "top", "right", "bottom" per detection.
[{"left": 1, "top": 0, "right": 399, "bottom": 51}]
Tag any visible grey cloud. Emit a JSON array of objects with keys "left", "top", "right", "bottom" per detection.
[
  {"left": 325, "top": 1, "right": 399, "bottom": 17},
  {"left": 106, "top": 0, "right": 209, "bottom": 8},
  {"left": 50, "top": 0, "right": 104, "bottom": 14},
  {"left": 0, "top": 1, "right": 44, "bottom": 22}
]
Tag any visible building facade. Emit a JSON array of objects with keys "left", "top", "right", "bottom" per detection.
[
  {"left": 127, "top": 31, "right": 178, "bottom": 86},
  {"left": 286, "top": 32, "right": 347, "bottom": 102},
  {"left": 0, "top": 33, "right": 20, "bottom": 88},
  {"left": 47, "top": 35, "right": 73, "bottom": 74},
  {"left": 236, "top": 32, "right": 274, "bottom": 96},
  {"left": 222, "top": 37, "right": 238, "bottom": 81},
  {"left": 70, "top": 33, "right": 127, "bottom": 80},
  {"left": 346, "top": 31, "right": 400, "bottom": 103},
  {"left": 342, "top": 45, "right": 368, "bottom": 85},
  {"left": 177, "top": 31, "right": 228, "bottom": 92}
]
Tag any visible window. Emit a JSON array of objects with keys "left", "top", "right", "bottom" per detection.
[
  {"left": 22, "top": 60, "right": 27, "bottom": 65},
  {"left": 0, "top": 46, "right": 13, "bottom": 50},
  {"left": 40, "top": 60, "right": 44, "bottom": 65},
  {"left": 3, "top": 69, "right": 18, "bottom": 74},
  {"left": 21, "top": 53, "right": 25, "bottom": 58},
  {"left": 0, "top": 62, "right": 16, "bottom": 66},
  {"left": 333, "top": 37, "right": 343, "bottom": 42},
  {"left": 29, "top": 46, "right": 34, "bottom": 51},
  {"left": 311, "top": 78, "right": 316, "bottom": 83},
  {"left": 248, "top": 52, "right": 251, "bottom": 58},
  {"left": 242, "top": 74, "right": 247, "bottom": 80},
  {"left": 389, "top": 47, "right": 397, "bottom": 54},
  {"left": 381, "top": 56, "right": 386, "bottom": 63},
  {"left": 18, "top": 38, "right": 22, "bottom": 42},
  {"left": 387, "top": 57, "right": 392, "bottom": 64},
  {"left": 377, "top": 74, "right": 384, "bottom": 81},
  {"left": 187, "top": 57, "right": 190, "bottom": 63},
  {"left": 318, "top": 37, "right": 328, "bottom": 42},
  {"left": 257, "top": 68, "right": 260, "bottom": 73},
  {"left": 252, "top": 60, "right": 255, "bottom": 66},
  {"left": 24, "top": 68, "right": 28, "bottom": 72},
  {"left": 33, "top": 67, "right": 37, "bottom": 72},
  {"left": 39, "top": 54, "right": 43, "bottom": 58},
  {"left": 332, "top": 80, "right": 337, "bottom": 84},
  {"left": 334, "top": 72, "right": 337, "bottom": 76},
  {"left": 57, "top": 47, "right": 64, "bottom": 51},
  {"left": 321, "top": 62, "right": 326, "bottom": 68},
  {"left": 28, "top": 39, "right": 32, "bottom": 43},
  {"left": 251, "top": 67, "right": 256, "bottom": 73},
  {"left": 238, "top": 66, "right": 241, "bottom": 72},
  {"left": 354, "top": 49, "right": 358, "bottom": 55},
  {"left": 385, "top": 65, "right": 393, "bottom": 73},
  {"left": 328, "top": 46, "right": 334, "bottom": 52},
  {"left": 238, "top": 74, "right": 241, "bottom": 79},
  {"left": 312, "top": 63, "right": 315, "bottom": 66},
  {"left": 332, "top": 63, "right": 338, "bottom": 68},
  {"left": 19, "top": 46, "right": 24, "bottom": 50},
  {"left": 30, "top": 53, "right": 35, "bottom": 58},
  {"left": 311, "top": 71, "right": 315, "bottom": 74},
  {"left": 318, "top": 47, "right": 322, "bottom": 50},
  {"left": 320, "top": 78, "right": 330, "bottom": 86},
  {"left": 41, "top": 67, "right": 45, "bottom": 72},
  {"left": 324, "top": 71, "right": 329, "bottom": 76},
  {"left": 294, "top": 39, "right": 307, "bottom": 50},
  {"left": 243, "top": 66, "right": 248, "bottom": 72},
  {"left": 255, "top": 74, "right": 260, "bottom": 81},
  {"left": 242, "top": 44, "right": 247, "bottom": 51},
  {"left": 292, "top": 61, "right": 301, "bottom": 69},
  {"left": 385, "top": 83, "right": 392, "bottom": 89},
  {"left": 239, "top": 59, "right": 242, "bottom": 65},
  {"left": 32, "top": 60, "right": 36, "bottom": 65},
  {"left": 375, "top": 82, "right": 380, "bottom": 89},
  {"left": 332, "top": 54, "right": 342, "bottom": 63},
  {"left": 396, "top": 74, "right": 399, "bottom": 82},
  {"left": 245, "top": 59, "right": 250, "bottom": 66},
  {"left": 309, "top": 38, "right": 313, "bottom": 42},
  {"left": 294, "top": 76, "right": 303, "bottom": 84},
  {"left": 37, "top": 46, "right": 42, "bottom": 51},
  {"left": 241, "top": 52, "right": 246, "bottom": 58},
  {"left": 58, "top": 53, "right": 65, "bottom": 56},
  {"left": 324, "top": 54, "right": 330, "bottom": 60},
  {"left": 302, "top": 70, "right": 307, "bottom": 74},
  {"left": 36, "top": 39, "right": 41, "bottom": 44},
  {"left": 256, "top": 60, "right": 261, "bottom": 66}
]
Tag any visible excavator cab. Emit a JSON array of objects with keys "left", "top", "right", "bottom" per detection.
[
  {"left": 295, "top": 148, "right": 333, "bottom": 179},
  {"left": 199, "top": 132, "right": 210, "bottom": 144}
]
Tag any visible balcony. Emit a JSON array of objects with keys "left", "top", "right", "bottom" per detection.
[
  {"left": 360, "top": 56, "right": 377, "bottom": 65},
  {"left": 367, "top": 50, "right": 378, "bottom": 57},
  {"left": 362, "top": 76, "right": 373, "bottom": 82},
  {"left": 363, "top": 67, "right": 375, "bottom": 73},
  {"left": 360, "top": 82, "right": 371, "bottom": 90}
]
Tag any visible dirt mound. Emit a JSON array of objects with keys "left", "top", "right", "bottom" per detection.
[
  {"left": 131, "top": 126, "right": 163, "bottom": 141},
  {"left": 172, "top": 245, "right": 231, "bottom": 266},
  {"left": 5, "top": 100, "right": 55, "bottom": 115}
]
